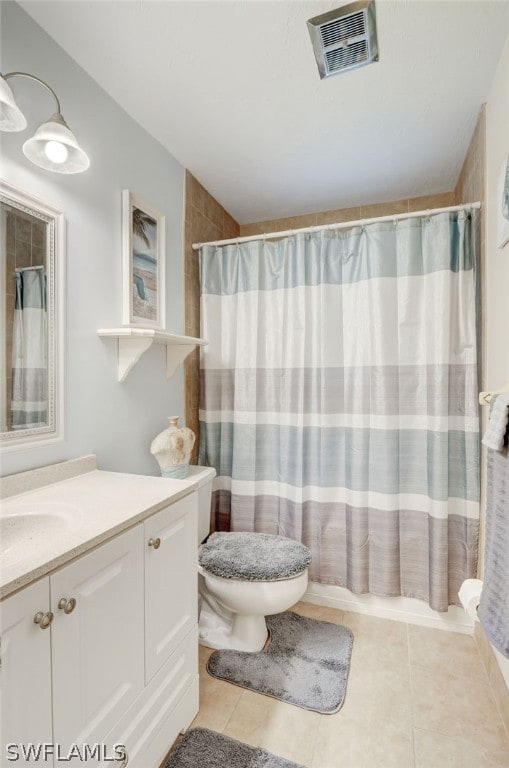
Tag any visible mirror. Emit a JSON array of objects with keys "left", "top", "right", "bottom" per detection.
[{"left": 0, "top": 181, "right": 64, "bottom": 451}]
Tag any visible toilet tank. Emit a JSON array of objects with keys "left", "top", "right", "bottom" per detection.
[{"left": 185, "top": 466, "right": 215, "bottom": 544}]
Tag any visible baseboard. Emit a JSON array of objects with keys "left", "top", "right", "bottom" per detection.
[{"left": 303, "top": 581, "right": 474, "bottom": 634}]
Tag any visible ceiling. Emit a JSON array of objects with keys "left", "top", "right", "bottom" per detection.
[{"left": 20, "top": 0, "right": 509, "bottom": 224}]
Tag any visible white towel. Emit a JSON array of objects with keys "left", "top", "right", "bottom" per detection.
[{"left": 482, "top": 392, "right": 509, "bottom": 451}]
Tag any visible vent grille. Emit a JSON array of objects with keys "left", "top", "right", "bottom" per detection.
[
  {"left": 325, "top": 39, "right": 369, "bottom": 72},
  {"left": 320, "top": 10, "right": 366, "bottom": 48},
  {"left": 307, "top": 1, "right": 379, "bottom": 79}
]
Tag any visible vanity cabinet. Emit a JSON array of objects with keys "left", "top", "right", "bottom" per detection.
[
  {"left": 0, "top": 491, "right": 199, "bottom": 768},
  {"left": 0, "top": 579, "right": 54, "bottom": 767},
  {"left": 50, "top": 525, "right": 144, "bottom": 755},
  {"left": 144, "top": 494, "right": 197, "bottom": 683}
]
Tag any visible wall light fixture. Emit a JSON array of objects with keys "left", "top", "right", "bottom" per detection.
[{"left": 0, "top": 71, "right": 90, "bottom": 174}]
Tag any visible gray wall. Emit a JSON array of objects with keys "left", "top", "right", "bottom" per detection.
[{"left": 1, "top": 2, "right": 186, "bottom": 477}]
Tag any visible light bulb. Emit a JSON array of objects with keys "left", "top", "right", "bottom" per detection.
[{"left": 44, "top": 140, "right": 68, "bottom": 164}]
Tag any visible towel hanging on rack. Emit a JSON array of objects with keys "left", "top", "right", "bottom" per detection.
[
  {"left": 478, "top": 394, "right": 509, "bottom": 659},
  {"left": 482, "top": 392, "right": 509, "bottom": 451}
]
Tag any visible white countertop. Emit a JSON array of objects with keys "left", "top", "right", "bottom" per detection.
[{"left": 1, "top": 465, "right": 215, "bottom": 600}]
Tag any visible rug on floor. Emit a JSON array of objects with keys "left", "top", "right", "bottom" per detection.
[
  {"left": 162, "top": 727, "right": 305, "bottom": 768},
  {"left": 207, "top": 610, "right": 354, "bottom": 714}
]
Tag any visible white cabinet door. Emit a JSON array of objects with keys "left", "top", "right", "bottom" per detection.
[
  {"left": 0, "top": 578, "right": 54, "bottom": 768},
  {"left": 144, "top": 493, "right": 197, "bottom": 682},
  {"left": 50, "top": 525, "right": 144, "bottom": 754}
]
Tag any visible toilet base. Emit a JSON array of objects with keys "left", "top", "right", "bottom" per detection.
[
  {"left": 197, "top": 566, "right": 308, "bottom": 653},
  {"left": 198, "top": 589, "right": 268, "bottom": 652}
]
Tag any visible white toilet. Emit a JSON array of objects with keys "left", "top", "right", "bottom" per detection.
[{"left": 188, "top": 466, "right": 311, "bottom": 652}]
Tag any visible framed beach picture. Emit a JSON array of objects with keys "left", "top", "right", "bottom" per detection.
[
  {"left": 498, "top": 153, "right": 509, "bottom": 249},
  {"left": 122, "top": 190, "right": 166, "bottom": 328}
]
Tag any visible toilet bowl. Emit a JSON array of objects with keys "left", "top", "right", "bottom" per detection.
[
  {"left": 198, "top": 551, "right": 309, "bottom": 652},
  {"left": 187, "top": 466, "right": 311, "bottom": 652}
]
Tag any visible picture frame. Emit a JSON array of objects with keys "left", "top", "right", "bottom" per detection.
[
  {"left": 497, "top": 153, "right": 509, "bottom": 249},
  {"left": 122, "top": 190, "right": 166, "bottom": 328}
]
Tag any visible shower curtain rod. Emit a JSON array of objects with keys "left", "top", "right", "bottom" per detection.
[{"left": 192, "top": 201, "right": 481, "bottom": 250}]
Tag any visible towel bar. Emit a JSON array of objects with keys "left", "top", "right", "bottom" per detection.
[{"left": 479, "top": 382, "right": 509, "bottom": 405}]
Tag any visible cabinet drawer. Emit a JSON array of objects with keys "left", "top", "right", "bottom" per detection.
[
  {"left": 144, "top": 493, "right": 198, "bottom": 682},
  {"left": 101, "top": 626, "right": 199, "bottom": 768}
]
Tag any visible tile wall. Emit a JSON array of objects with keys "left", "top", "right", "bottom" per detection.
[
  {"left": 238, "top": 192, "right": 456, "bottom": 237},
  {"left": 454, "top": 104, "right": 487, "bottom": 394},
  {"left": 183, "top": 171, "right": 239, "bottom": 462},
  {"left": 454, "top": 106, "right": 488, "bottom": 571}
]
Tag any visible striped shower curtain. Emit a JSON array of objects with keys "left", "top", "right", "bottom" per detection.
[
  {"left": 199, "top": 211, "right": 480, "bottom": 611},
  {"left": 11, "top": 268, "right": 47, "bottom": 429}
]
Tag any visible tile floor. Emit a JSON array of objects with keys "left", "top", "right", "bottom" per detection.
[{"left": 191, "top": 601, "right": 509, "bottom": 768}]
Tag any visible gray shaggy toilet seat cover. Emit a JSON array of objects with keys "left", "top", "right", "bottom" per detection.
[{"left": 199, "top": 532, "right": 311, "bottom": 581}]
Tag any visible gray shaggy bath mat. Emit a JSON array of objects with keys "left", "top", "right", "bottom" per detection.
[
  {"left": 207, "top": 611, "right": 353, "bottom": 713},
  {"left": 163, "top": 727, "right": 304, "bottom": 768}
]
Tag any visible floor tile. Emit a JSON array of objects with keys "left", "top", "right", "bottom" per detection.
[
  {"left": 341, "top": 611, "right": 410, "bottom": 669},
  {"left": 223, "top": 688, "right": 321, "bottom": 766},
  {"left": 413, "top": 727, "right": 509, "bottom": 768},
  {"left": 192, "top": 606, "right": 508, "bottom": 767},
  {"left": 198, "top": 643, "right": 214, "bottom": 666},
  {"left": 411, "top": 664, "right": 509, "bottom": 750},
  {"left": 408, "top": 624, "right": 487, "bottom": 681},
  {"left": 345, "top": 653, "right": 411, "bottom": 721},
  {"left": 191, "top": 645, "right": 243, "bottom": 731},
  {"left": 312, "top": 710, "right": 414, "bottom": 768},
  {"left": 291, "top": 600, "right": 345, "bottom": 624}
]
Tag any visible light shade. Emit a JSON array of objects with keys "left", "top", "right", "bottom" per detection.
[
  {"left": 22, "top": 114, "right": 90, "bottom": 174},
  {"left": 0, "top": 75, "right": 27, "bottom": 131}
]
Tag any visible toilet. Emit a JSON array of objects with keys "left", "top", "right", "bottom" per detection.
[{"left": 188, "top": 466, "right": 311, "bottom": 652}]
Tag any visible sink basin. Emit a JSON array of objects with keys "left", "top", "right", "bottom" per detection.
[{"left": 0, "top": 505, "right": 75, "bottom": 565}]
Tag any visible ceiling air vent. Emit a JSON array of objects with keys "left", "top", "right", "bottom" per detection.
[{"left": 307, "top": 1, "right": 379, "bottom": 79}]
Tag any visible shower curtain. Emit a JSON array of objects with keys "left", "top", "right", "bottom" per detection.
[
  {"left": 11, "top": 268, "right": 47, "bottom": 429},
  {"left": 199, "top": 211, "right": 480, "bottom": 611}
]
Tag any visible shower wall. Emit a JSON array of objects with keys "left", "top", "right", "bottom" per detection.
[
  {"left": 183, "top": 171, "right": 239, "bottom": 462},
  {"left": 454, "top": 107, "right": 488, "bottom": 577},
  {"left": 239, "top": 192, "right": 455, "bottom": 237}
]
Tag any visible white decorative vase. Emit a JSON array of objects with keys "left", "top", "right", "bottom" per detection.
[{"left": 150, "top": 416, "right": 196, "bottom": 479}]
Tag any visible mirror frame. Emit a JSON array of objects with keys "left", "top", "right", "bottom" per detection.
[{"left": 0, "top": 180, "right": 65, "bottom": 452}]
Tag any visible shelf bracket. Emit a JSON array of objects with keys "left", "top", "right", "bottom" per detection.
[
  {"left": 117, "top": 337, "right": 153, "bottom": 382},
  {"left": 166, "top": 344, "right": 196, "bottom": 379}
]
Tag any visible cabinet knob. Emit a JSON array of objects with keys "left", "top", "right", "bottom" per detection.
[
  {"left": 148, "top": 537, "right": 161, "bottom": 549},
  {"left": 58, "top": 597, "right": 77, "bottom": 614},
  {"left": 34, "top": 611, "right": 54, "bottom": 629}
]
